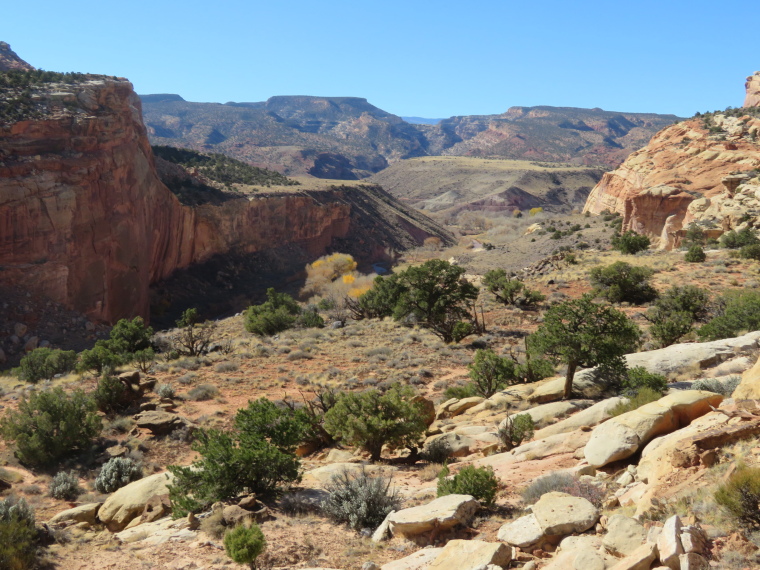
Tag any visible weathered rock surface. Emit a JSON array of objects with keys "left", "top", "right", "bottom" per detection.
[
  {"left": 424, "top": 432, "right": 476, "bottom": 458},
  {"left": 427, "top": 539, "right": 511, "bottom": 570},
  {"left": 380, "top": 548, "right": 443, "bottom": 570},
  {"left": 0, "top": 42, "right": 33, "bottom": 71},
  {"left": 733, "top": 352, "right": 760, "bottom": 399},
  {"left": 608, "top": 542, "right": 659, "bottom": 570},
  {"left": 134, "top": 410, "right": 195, "bottom": 436},
  {"left": 658, "top": 515, "right": 684, "bottom": 569},
  {"left": 98, "top": 472, "right": 173, "bottom": 531},
  {"left": 584, "top": 391, "right": 724, "bottom": 468},
  {"left": 114, "top": 515, "right": 195, "bottom": 545},
  {"left": 500, "top": 399, "right": 592, "bottom": 431},
  {"left": 534, "top": 397, "right": 627, "bottom": 439},
  {"left": 603, "top": 515, "right": 647, "bottom": 556},
  {"left": 497, "top": 514, "right": 545, "bottom": 547},
  {"left": 387, "top": 494, "right": 479, "bottom": 537},
  {"left": 48, "top": 503, "right": 102, "bottom": 526},
  {"left": 746, "top": 71, "right": 760, "bottom": 108},
  {"left": 532, "top": 491, "right": 599, "bottom": 536}
]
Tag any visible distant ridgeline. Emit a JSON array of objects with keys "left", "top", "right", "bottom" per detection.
[{"left": 152, "top": 145, "right": 298, "bottom": 188}]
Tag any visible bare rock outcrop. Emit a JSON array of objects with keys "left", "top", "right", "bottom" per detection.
[
  {"left": 583, "top": 75, "right": 760, "bottom": 247},
  {"left": 746, "top": 71, "right": 760, "bottom": 108},
  {"left": 0, "top": 42, "right": 34, "bottom": 71}
]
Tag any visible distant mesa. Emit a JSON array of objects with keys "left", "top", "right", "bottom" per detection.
[
  {"left": 138, "top": 93, "right": 185, "bottom": 103},
  {"left": 0, "top": 41, "right": 34, "bottom": 72}
]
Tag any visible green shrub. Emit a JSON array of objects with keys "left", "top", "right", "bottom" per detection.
[
  {"left": 245, "top": 288, "right": 302, "bottom": 336},
  {"left": 0, "top": 497, "right": 38, "bottom": 570},
  {"left": 132, "top": 348, "right": 156, "bottom": 373},
  {"left": 612, "top": 231, "right": 650, "bottom": 254},
  {"left": 467, "top": 349, "right": 518, "bottom": 397},
  {"left": 698, "top": 290, "right": 760, "bottom": 341},
  {"left": 610, "top": 387, "right": 663, "bottom": 416},
  {"left": 422, "top": 438, "right": 452, "bottom": 464},
  {"left": 516, "top": 357, "right": 555, "bottom": 384},
  {"left": 437, "top": 464, "right": 499, "bottom": 506},
  {"left": 224, "top": 523, "right": 266, "bottom": 568},
  {"left": 685, "top": 244, "right": 706, "bottom": 263},
  {"left": 93, "top": 374, "right": 131, "bottom": 415},
  {"left": 322, "top": 467, "right": 400, "bottom": 530},
  {"left": 683, "top": 224, "right": 707, "bottom": 247},
  {"left": 95, "top": 457, "right": 142, "bottom": 493},
  {"left": 715, "top": 466, "right": 760, "bottom": 528},
  {"left": 0, "top": 387, "right": 101, "bottom": 468},
  {"left": 323, "top": 384, "right": 427, "bottom": 462},
  {"left": 296, "top": 309, "right": 324, "bottom": 329},
  {"left": 108, "top": 317, "right": 153, "bottom": 355},
  {"left": 14, "top": 348, "right": 77, "bottom": 383},
  {"left": 721, "top": 227, "right": 759, "bottom": 249},
  {"left": 168, "top": 398, "right": 307, "bottom": 516},
  {"left": 482, "top": 269, "right": 545, "bottom": 308},
  {"left": 350, "top": 274, "right": 406, "bottom": 319},
  {"left": 623, "top": 367, "right": 667, "bottom": 396},
  {"left": 156, "top": 383, "right": 175, "bottom": 399},
  {"left": 49, "top": 471, "right": 81, "bottom": 500},
  {"left": 497, "top": 413, "right": 534, "bottom": 450},
  {"left": 443, "top": 383, "right": 479, "bottom": 400},
  {"left": 740, "top": 244, "right": 760, "bottom": 260},
  {"left": 590, "top": 261, "right": 658, "bottom": 304},
  {"left": 646, "top": 285, "right": 711, "bottom": 347},
  {"left": 78, "top": 341, "right": 123, "bottom": 374}
]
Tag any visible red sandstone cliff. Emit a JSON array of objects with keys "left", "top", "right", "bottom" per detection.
[
  {"left": 0, "top": 78, "right": 449, "bottom": 323},
  {"left": 746, "top": 72, "right": 760, "bottom": 108},
  {"left": 583, "top": 76, "right": 760, "bottom": 245}
]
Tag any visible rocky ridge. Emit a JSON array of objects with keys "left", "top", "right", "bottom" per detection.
[
  {"left": 583, "top": 74, "right": 760, "bottom": 247},
  {"left": 0, "top": 42, "right": 33, "bottom": 72},
  {"left": 745, "top": 71, "right": 760, "bottom": 108}
]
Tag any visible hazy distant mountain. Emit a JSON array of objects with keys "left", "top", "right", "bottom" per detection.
[
  {"left": 402, "top": 116, "right": 444, "bottom": 125},
  {"left": 140, "top": 94, "right": 682, "bottom": 179}
]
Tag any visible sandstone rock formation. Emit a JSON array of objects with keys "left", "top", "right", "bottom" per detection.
[
  {"left": 583, "top": 75, "right": 760, "bottom": 246},
  {"left": 98, "top": 472, "right": 173, "bottom": 531},
  {"left": 746, "top": 72, "right": 760, "bottom": 108},
  {"left": 387, "top": 494, "right": 479, "bottom": 538},
  {"left": 0, "top": 77, "right": 450, "bottom": 323},
  {"left": 0, "top": 42, "right": 33, "bottom": 71}
]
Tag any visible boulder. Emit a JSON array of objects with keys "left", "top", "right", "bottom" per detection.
[
  {"left": 733, "top": 352, "right": 760, "bottom": 399},
  {"left": 497, "top": 513, "right": 544, "bottom": 547},
  {"left": 134, "top": 410, "right": 195, "bottom": 436},
  {"left": 447, "top": 397, "right": 485, "bottom": 417},
  {"left": 534, "top": 397, "right": 628, "bottom": 439},
  {"left": 414, "top": 396, "right": 436, "bottom": 426},
  {"left": 679, "top": 552, "right": 709, "bottom": 570},
  {"left": 325, "top": 449, "right": 356, "bottom": 463},
  {"left": 608, "top": 542, "right": 659, "bottom": 570},
  {"left": 380, "top": 548, "right": 443, "bottom": 570},
  {"left": 584, "top": 391, "right": 724, "bottom": 468},
  {"left": 499, "top": 400, "right": 592, "bottom": 431},
  {"left": 114, "top": 515, "right": 195, "bottom": 545},
  {"left": 98, "top": 472, "right": 174, "bottom": 531},
  {"left": 603, "top": 515, "right": 646, "bottom": 556},
  {"left": 424, "top": 432, "right": 476, "bottom": 458},
  {"left": 572, "top": 550, "right": 606, "bottom": 570},
  {"left": 528, "top": 374, "right": 607, "bottom": 403},
  {"left": 48, "top": 503, "right": 102, "bottom": 526},
  {"left": 657, "top": 515, "right": 684, "bottom": 570},
  {"left": 388, "top": 494, "right": 479, "bottom": 537},
  {"left": 371, "top": 510, "right": 394, "bottom": 542},
  {"left": 531, "top": 492, "right": 599, "bottom": 536},
  {"left": 427, "top": 540, "right": 511, "bottom": 570}
]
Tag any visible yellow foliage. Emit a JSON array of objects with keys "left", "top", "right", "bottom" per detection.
[
  {"left": 349, "top": 285, "right": 372, "bottom": 298},
  {"left": 529, "top": 207, "right": 544, "bottom": 216},
  {"left": 342, "top": 274, "right": 356, "bottom": 285}
]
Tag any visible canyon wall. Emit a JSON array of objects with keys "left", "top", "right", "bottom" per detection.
[
  {"left": 583, "top": 77, "right": 760, "bottom": 245},
  {"left": 0, "top": 79, "right": 448, "bottom": 323},
  {"left": 746, "top": 72, "right": 760, "bottom": 108}
]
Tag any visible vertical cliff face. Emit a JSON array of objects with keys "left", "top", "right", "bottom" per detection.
[
  {"left": 0, "top": 79, "right": 450, "bottom": 323},
  {"left": 0, "top": 42, "right": 33, "bottom": 71}
]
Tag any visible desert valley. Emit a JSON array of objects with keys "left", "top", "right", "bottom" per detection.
[{"left": 3, "top": 37, "right": 760, "bottom": 570}]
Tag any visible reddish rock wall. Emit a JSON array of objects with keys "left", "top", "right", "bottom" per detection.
[
  {"left": 745, "top": 72, "right": 760, "bottom": 108},
  {"left": 0, "top": 79, "right": 442, "bottom": 323}
]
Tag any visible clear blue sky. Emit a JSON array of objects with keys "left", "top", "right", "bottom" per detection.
[{"left": 4, "top": 0, "right": 759, "bottom": 118}]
